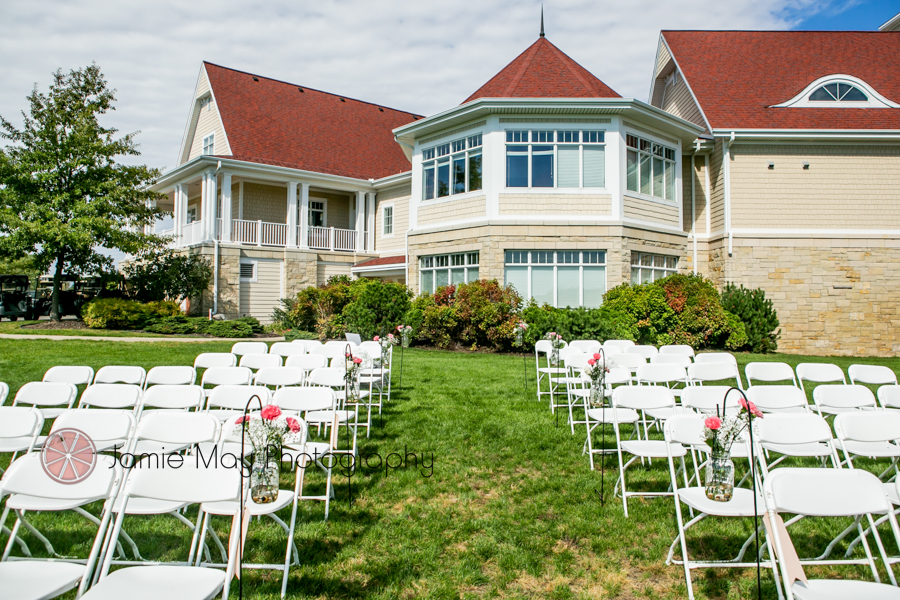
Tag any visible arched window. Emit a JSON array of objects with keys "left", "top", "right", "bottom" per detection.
[
  {"left": 809, "top": 82, "right": 868, "bottom": 102},
  {"left": 771, "top": 75, "right": 899, "bottom": 109}
]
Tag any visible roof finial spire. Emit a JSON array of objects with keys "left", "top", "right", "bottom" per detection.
[{"left": 540, "top": 5, "right": 545, "bottom": 37}]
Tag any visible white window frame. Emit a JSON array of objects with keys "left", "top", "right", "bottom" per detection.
[
  {"left": 630, "top": 252, "right": 678, "bottom": 284},
  {"left": 202, "top": 134, "right": 215, "bottom": 156},
  {"left": 239, "top": 261, "right": 258, "bottom": 283},
  {"left": 421, "top": 133, "right": 483, "bottom": 201},
  {"left": 187, "top": 205, "right": 198, "bottom": 224},
  {"left": 625, "top": 132, "right": 677, "bottom": 203},
  {"left": 771, "top": 74, "right": 900, "bottom": 109},
  {"left": 308, "top": 198, "right": 328, "bottom": 228},
  {"left": 504, "top": 250, "right": 607, "bottom": 308},
  {"left": 382, "top": 203, "right": 394, "bottom": 238},
  {"left": 504, "top": 129, "right": 608, "bottom": 191},
  {"left": 419, "top": 252, "right": 480, "bottom": 294}
]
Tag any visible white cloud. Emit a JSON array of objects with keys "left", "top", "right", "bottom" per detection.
[{"left": 0, "top": 0, "right": 833, "bottom": 174}]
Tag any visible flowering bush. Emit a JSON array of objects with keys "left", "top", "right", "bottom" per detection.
[{"left": 233, "top": 404, "right": 303, "bottom": 452}]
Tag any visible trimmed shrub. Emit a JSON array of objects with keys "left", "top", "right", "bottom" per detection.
[
  {"left": 721, "top": 283, "right": 780, "bottom": 353},
  {"left": 283, "top": 329, "right": 318, "bottom": 341},
  {"left": 236, "top": 316, "right": 263, "bottom": 334},
  {"left": 522, "top": 304, "right": 634, "bottom": 348},
  {"left": 343, "top": 280, "right": 412, "bottom": 339},
  {"left": 144, "top": 316, "right": 196, "bottom": 335},
  {"left": 205, "top": 320, "right": 253, "bottom": 338},
  {"left": 82, "top": 298, "right": 181, "bottom": 330}
]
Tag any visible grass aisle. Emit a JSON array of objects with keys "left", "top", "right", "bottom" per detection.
[{"left": 1, "top": 340, "right": 899, "bottom": 599}]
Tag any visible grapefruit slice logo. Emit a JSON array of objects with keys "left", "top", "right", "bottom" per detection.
[{"left": 41, "top": 428, "right": 97, "bottom": 484}]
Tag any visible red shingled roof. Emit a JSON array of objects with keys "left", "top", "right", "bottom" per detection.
[
  {"left": 204, "top": 62, "right": 422, "bottom": 180},
  {"left": 662, "top": 31, "right": 900, "bottom": 130},
  {"left": 463, "top": 37, "right": 620, "bottom": 104},
  {"left": 352, "top": 255, "right": 406, "bottom": 269}
]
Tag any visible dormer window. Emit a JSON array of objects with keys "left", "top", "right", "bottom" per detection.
[
  {"left": 772, "top": 75, "right": 900, "bottom": 109},
  {"left": 202, "top": 134, "right": 215, "bottom": 156}
]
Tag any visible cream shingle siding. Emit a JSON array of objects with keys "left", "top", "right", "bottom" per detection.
[
  {"left": 498, "top": 194, "right": 612, "bottom": 216},
  {"left": 242, "top": 183, "right": 287, "bottom": 224},
  {"left": 239, "top": 260, "right": 282, "bottom": 323},
  {"left": 694, "top": 155, "right": 708, "bottom": 234},
  {"left": 682, "top": 159, "right": 693, "bottom": 233},
  {"left": 418, "top": 195, "right": 486, "bottom": 226},
  {"left": 709, "top": 139, "right": 726, "bottom": 233},
  {"left": 376, "top": 184, "right": 410, "bottom": 252},
  {"left": 624, "top": 195, "right": 679, "bottom": 227},
  {"left": 650, "top": 42, "right": 673, "bottom": 107},
  {"left": 185, "top": 68, "right": 231, "bottom": 163},
  {"left": 660, "top": 74, "right": 706, "bottom": 129},
  {"left": 310, "top": 191, "right": 351, "bottom": 230},
  {"left": 730, "top": 145, "right": 900, "bottom": 229},
  {"left": 317, "top": 262, "right": 351, "bottom": 286}
]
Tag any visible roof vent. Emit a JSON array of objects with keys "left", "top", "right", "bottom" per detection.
[
  {"left": 252, "top": 77, "right": 259, "bottom": 82},
  {"left": 378, "top": 107, "right": 384, "bottom": 112},
  {"left": 340, "top": 97, "right": 345, "bottom": 102},
  {"left": 298, "top": 87, "right": 304, "bottom": 93}
]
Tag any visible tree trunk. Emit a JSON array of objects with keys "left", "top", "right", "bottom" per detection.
[{"left": 50, "top": 254, "right": 64, "bottom": 322}]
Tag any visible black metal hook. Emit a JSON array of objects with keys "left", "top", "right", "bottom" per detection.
[{"left": 238, "top": 393, "right": 264, "bottom": 600}]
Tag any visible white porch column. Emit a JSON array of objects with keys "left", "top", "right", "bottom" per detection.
[
  {"left": 200, "top": 172, "right": 209, "bottom": 240},
  {"left": 365, "top": 192, "right": 376, "bottom": 252},
  {"left": 299, "top": 182, "right": 309, "bottom": 249},
  {"left": 286, "top": 181, "right": 299, "bottom": 247},
  {"left": 209, "top": 172, "right": 219, "bottom": 241},
  {"left": 221, "top": 173, "right": 232, "bottom": 242},
  {"left": 355, "top": 191, "right": 365, "bottom": 252},
  {"left": 173, "top": 184, "right": 183, "bottom": 244}
]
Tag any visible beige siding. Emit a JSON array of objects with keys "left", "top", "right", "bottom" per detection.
[
  {"left": 709, "top": 139, "right": 726, "bottom": 233},
  {"left": 185, "top": 68, "right": 230, "bottom": 163},
  {"left": 623, "top": 195, "right": 680, "bottom": 227},
  {"left": 231, "top": 183, "right": 239, "bottom": 219},
  {"left": 650, "top": 42, "right": 673, "bottom": 107},
  {"left": 375, "top": 184, "right": 410, "bottom": 253},
  {"left": 694, "top": 155, "right": 708, "bottom": 234},
  {"left": 243, "top": 183, "right": 286, "bottom": 224},
  {"left": 498, "top": 194, "right": 612, "bottom": 216},
  {"left": 660, "top": 74, "right": 705, "bottom": 129},
  {"left": 317, "top": 262, "right": 351, "bottom": 286},
  {"left": 418, "top": 195, "right": 486, "bottom": 226},
  {"left": 682, "top": 159, "right": 693, "bottom": 233},
  {"left": 309, "top": 191, "right": 351, "bottom": 230},
  {"left": 239, "top": 260, "right": 282, "bottom": 323},
  {"left": 730, "top": 145, "right": 900, "bottom": 230}
]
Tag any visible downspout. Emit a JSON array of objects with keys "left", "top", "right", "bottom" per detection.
[
  {"left": 690, "top": 151, "right": 697, "bottom": 274},
  {"left": 395, "top": 135, "right": 416, "bottom": 289},
  {"left": 213, "top": 160, "right": 222, "bottom": 315},
  {"left": 724, "top": 132, "right": 735, "bottom": 256}
]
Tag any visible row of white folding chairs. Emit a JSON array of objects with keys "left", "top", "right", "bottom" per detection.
[{"left": 745, "top": 361, "right": 898, "bottom": 390}]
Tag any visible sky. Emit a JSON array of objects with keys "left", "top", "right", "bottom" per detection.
[{"left": 1, "top": 0, "right": 897, "bottom": 177}]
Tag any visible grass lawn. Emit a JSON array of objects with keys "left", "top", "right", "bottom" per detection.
[{"left": 1, "top": 339, "right": 900, "bottom": 599}]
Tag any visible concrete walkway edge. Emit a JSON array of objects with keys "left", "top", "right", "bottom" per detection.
[{"left": 0, "top": 333, "right": 285, "bottom": 343}]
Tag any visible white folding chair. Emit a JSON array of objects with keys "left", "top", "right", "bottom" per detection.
[
  {"left": 12, "top": 381, "right": 78, "bottom": 419},
  {"left": 612, "top": 386, "right": 685, "bottom": 517},
  {"left": 604, "top": 339, "right": 636, "bottom": 352},
  {"left": 747, "top": 386, "right": 811, "bottom": 414},
  {"left": 307, "top": 368, "right": 360, "bottom": 458},
  {"left": 345, "top": 333, "right": 362, "bottom": 346},
  {"left": 664, "top": 414, "right": 773, "bottom": 600},
  {"left": 879, "top": 386, "right": 900, "bottom": 410},
  {"left": 0, "top": 382, "right": 8, "bottom": 406},
  {"left": 254, "top": 367, "right": 305, "bottom": 390},
  {"left": 637, "top": 363, "right": 689, "bottom": 403},
  {"left": 534, "top": 339, "right": 568, "bottom": 405},
  {"left": 201, "top": 367, "right": 253, "bottom": 389},
  {"left": 680, "top": 386, "right": 740, "bottom": 415},
  {"left": 93, "top": 366, "right": 146, "bottom": 387},
  {"left": 754, "top": 413, "right": 840, "bottom": 475},
  {"left": 746, "top": 362, "right": 798, "bottom": 388},
  {"left": 193, "top": 353, "right": 237, "bottom": 370},
  {"left": 43, "top": 365, "right": 94, "bottom": 388},
  {"left": 764, "top": 468, "right": 900, "bottom": 598},
  {"left": 849, "top": 364, "right": 898, "bottom": 387},
  {"left": 78, "top": 384, "right": 143, "bottom": 411},
  {"left": 204, "top": 385, "right": 272, "bottom": 422},
  {"left": 239, "top": 354, "right": 283, "bottom": 371},
  {"left": 312, "top": 344, "right": 356, "bottom": 361},
  {"left": 834, "top": 411, "right": 900, "bottom": 476},
  {"left": 230, "top": 341, "right": 268, "bottom": 356},
  {"left": 85, "top": 463, "right": 242, "bottom": 600},
  {"left": 51, "top": 409, "right": 136, "bottom": 453},
  {"left": 139, "top": 385, "right": 205, "bottom": 412},
  {"left": 145, "top": 366, "right": 197, "bottom": 388},
  {"left": 652, "top": 354, "right": 693, "bottom": 368},
  {"left": 0, "top": 406, "right": 44, "bottom": 470},
  {"left": 797, "top": 363, "right": 847, "bottom": 395},
  {"left": 583, "top": 367, "right": 638, "bottom": 471},
  {"left": 291, "top": 339, "right": 323, "bottom": 352},
  {"left": 659, "top": 344, "right": 695, "bottom": 358},
  {"left": 569, "top": 340, "right": 601, "bottom": 354},
  {"left": 813, "top": 384, "right": 877, "bottom": 417},
  {"left": 268, "top": 342, "right": 307, "bottom": 358},
  {"left": 614, "top": 353, "right": 647, "bottom": 380},
  {"left": 560, "top": 353, "right": 590, "bottom": 434},
  {"left": 695, "top": 352, "right": 743, "bottom": 388},
  {"left": 688, "top": 362, "right": 743, "bottom": 390},
  {"left": 285, "top": 354, "right": 328, "bottom": 380},
  {"left": 631, "top": 345, "right": 658, "bottom": 360},
  {"left": 0, "top": 453, "right": 121, "bottom": 600}
]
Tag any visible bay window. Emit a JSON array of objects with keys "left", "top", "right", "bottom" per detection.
[
  {"left": 630, "top": 252, "right": 678, "bottom": 284},
  {"left": 626, "top": 134, "right": 677, "bottom": 201},
  {"left": 420, "top": 252, "right": 480, "bottom": 293},
  {"left": 504, "top": 250, "right": 606, "bottom": 308},
  {"left": 422, "top": 134, "right": 482, "bottom": 200},
  {"left": 506, "top": 129, "right": 606, "bottom": 189}
]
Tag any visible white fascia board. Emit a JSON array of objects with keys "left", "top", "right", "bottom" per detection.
[
  {"left": 373, "top": 171, "right": 412, "bottom": 189},
  {"left": 176, "top": 65, "right": 207, "bottom": 167},
  {"left": 731, "top": 227, "right": 900, "bottom": 237},
  {"left": 881, "top": 12, "right": 900, "bottom": 30},
  {"left": 351, "top": 264, "right": 407, "bottom": 274},
  {"left": 658, "top": 36, "right": 713, "bottom": 134},
  {"left": 647, "top": 35, "right": 666, "bottom": 105},
  {"left": 711, "top": 129, "right": 900, "bottom": 141}
]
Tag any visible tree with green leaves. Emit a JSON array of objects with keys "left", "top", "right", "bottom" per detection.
[
  {"left": 122, "top": 249, "right": 212, "bottom": 306},
  {"left": 0, "top": 64, "right": 167, "bottom": 320}
]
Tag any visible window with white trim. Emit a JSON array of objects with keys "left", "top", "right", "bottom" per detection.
[
  {"left": 309, "top": 200, "right": 325, "bottom": 228},
  {"left": 383, "top": 205, "right": 393, "bottom": 236},
  {"left": 506, "top": 129, "right": 606, "bottom": 189},
  {"left": 809, "top": 82, "right": 867, "bottom": 102},
  {"left": 630, "top": 252, "right": 677, "bottom": 284},
  {"left": 419, "top": 252, "right": 479, "bottom": 293},
  {"left": 422, "top": 134, "right": 482, "bottom": 200},
  {"left": 202, "top": 134, "right": 215, "bottom": 156},
  {"left": 504, "top": 250, "right": 606, "bottom": 308},
  {"left": 626, "top": 134, "right": 676, "bottom": 201}
]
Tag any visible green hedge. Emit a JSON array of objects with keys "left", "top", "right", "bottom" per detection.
[
  {"left": 721, "top": 283, "right": 779, "bottom": 353},
  {"left": 143, "top": 315, "right": 261, "bottom": 338},
  {"left": 82, "top": 298, "right": 181, "bottom": 330}
]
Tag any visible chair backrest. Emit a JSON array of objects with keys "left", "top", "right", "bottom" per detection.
[
  {"left": 756, "top": 413, "right": 833, "bottom": 446},
  {"left": 307, "top": 367, "right": 346, "bottom": 389},
  {"left": 834, "top": 410, "right": 900, "bottom": 444},
  {"left": 636, "top": 363, "right": 687, "bottom": 385},
  {"left": 140, "top": 384, "right": 205, "bottom": 410},
  {"left": 324, "top": 340, "right": 348, "bottom": 348},
  {"left": 285, "top": 354, "right": 329, "bottom": 371},
  {"left": 812, "top": 384, "right": 876, "bottom": 411},
  {"left": 605, "top": 366, "right": 633, "bottom": 387},
  {"left": 613, "top": 385, "right": 676, "bottom": 410},
  {"left": 239, "top": 354, "right": 283, "bottom": 370},
  {"left": 0, "top": 381, "right": 8, "bottom": 405},
  {"left": 359, "top": 341, "right": 382, "bottom": 355},
  {"left": 569, "top": 340, "right": 601, "bottom": 354},
  {"left": 0, "top": 406, "right": 44, "bottom": 441},
  {"left": 13, "top": 381, "right": 78, "bottom": 408},
  {"left": 878, "top": 385, "right": 900, "bottom": 409},
  {"left": 193, "top": 352, "right": 237, "bottom": 369},
  {"left": 613, "top": 353, "right": 646, "bottom": 371},
  {"left": 78, "top": 383, "right": 143, "bottom": 409},
  {"left": 603, "top": 339, "right": 635, "bottom": 351},
  {"left": 205, "top": 385, "right": 272, "bottom": 411},
  {"left": 2, "top": 452, "right": 119, "bottom": 502},
  {"left": 630, "top": 345, "right": 658, "bottom": 360},
  {"left": 145, "top": 366, "right": 197, "bottom": 387},
  {"left": 268, "top": 342, "right": 306, "bottom": 357},
  {"left": 52, "top": 409, "right": 136, "bottom": 447},
  {"left": 254, "top": 367, "right": 305, "bottom": 388},
  {"left": 123, "top": 462, "right": 241, "bottom": 504},
  {"left": 313, "top": 344, "right": 356, "bottom": 360},
  {"left": 688, "top": 362, "right": 740, "bottom": 385},
  {"left": 681, "top": 386, "right": 739, "bottom": 414},
  {"left": 272, "top": 386, "right": 336, "bottom": 413},
  {"left": 43, "top": 365, "right": 94, "bottom": 386},
  {"left": 201, "top": 366, "right": 253, "bottom": 387},
  {"left": 848, "top": 364, "right": 898, "bottom": 386},
  {"left": 93, "top": 365, "right": 146, "bottom": 386},
  {"left": 345, "top": 333, "right": 362, "bottom": 346},
  {"left": 291, "top": 339, "right": 323, "bottom": 351},
  {"left": 659, "top": 344, "right": 695, "bottom": 357},
  {"left": 664, "top": 413, "right": 707, "bottom": 446},
  {"left": 231, "top": 341, "right": 268, "bottom": 356},
  {"left": 745, "top": 362, "right": 798, "bottom": 387},
  {"left": 564, "top": 352, "right": 591, "bottom": 371},
  {"left": 747, "top": 386, "right": 810, "bottom": 413},
  {"left": 535, "top": 339, "right": 567, "bottom": 355},
  {"left": 600, "top": 343, "right": 624, "bottom": 356},
  {"left": 796, "top": 363, "right": 846, "bottom": 391},
  {"left": 764, "top": 467, "right": 892, "bottom": 517},
  {"left": 695, "top": 352, "right": 737, "bottom": 366},
  {"left": 651, "top": 354, "right": 692, "bottom": 368},
  {"left": 135, "top": 411, "right": 220, "bottom": 446}
]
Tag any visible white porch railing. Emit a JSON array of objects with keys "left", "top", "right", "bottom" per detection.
[
  {"left": 232, "top": 219, "right": 258, "bottom": 244},
  {"left": 230, "top": 219, "right": 288, "bottom": 246},
  {"left": 174, "top": 218, "right": 357, "bottom": 251},
  {"left": 180, "top": 221, "right": 203, "bottom": 246},
  {"left": 307, "top": 226, "right": 357, "bottom": 251}
]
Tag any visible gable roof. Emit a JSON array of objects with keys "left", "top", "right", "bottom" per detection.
[
  {"left": 203, "top": 62, "right": 422, "bottom": 180},
  {"left": 463, "top": 37, "right": 620, "bottom": 104},
  {"left": 662, "top": 31, "right": 900, "bottom": 131}
]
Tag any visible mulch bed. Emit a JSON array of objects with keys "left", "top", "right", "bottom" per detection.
[{"left": 20, "top": 320, "right": 279, "bottom": 338}]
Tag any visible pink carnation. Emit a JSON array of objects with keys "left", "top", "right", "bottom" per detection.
[
  {"left": 234, "top": 415, "right": 251, "bottom": 425},
  {"left": 261, "top": 405, "right": 281, "bottom": 421},
  {"left": 587, "top": 359, "right": 596, "bottom": 366},
  {"left": 353, "top": 357, "right": 362, "bottom": 364},
  {"left": 373, "top": 336, "right": 380, "bottom": 341},
  {"left": 593, "top": 353, "right": 601, "bottom": 360},
  {"left": 397, "top": 325, "right": 403, "bottom": 331},
  {"left": 549, "top": 332, "right": 556, "bottom": 337},
  {"left": 705, "top": 416, "right": 722, "bottom": 431},
  {"left": 285, "top": 417, "right": 302, "bottom": 433},
  {"left": 388, "top": 333, "right": 394, "bottom": 339}
]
